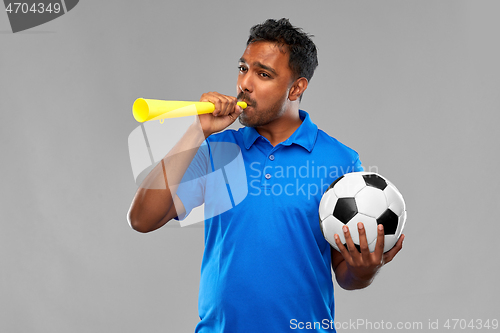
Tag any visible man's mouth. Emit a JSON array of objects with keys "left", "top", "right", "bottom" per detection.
[
  {"left": 238, "top": 99, "right": 251, "bottom": 107},
  {"left": 237, "top": 93, "right": 255, "bottom": 108}
]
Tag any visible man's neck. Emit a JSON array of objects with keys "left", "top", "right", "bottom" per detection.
[{"left": 255, "top": 109, "right": 302, "bottom": 147}]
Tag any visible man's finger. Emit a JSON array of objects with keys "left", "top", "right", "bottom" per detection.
[
  {"left": 357, "top": 222, "right": 371, "bottom": 258},
  {"left": 373, "top": 224, "right": 385, "bottom": 259},
  {"left": 334, "top": 233, "right": 352, "bottom": 262},
  {"left": 343, "top": 225, "right": 360, "bottom": 258},
  {"left": 220, "top": 95, "right": 233, "bottom": 116},
  {"left": 210, "top": 95, "right": 222, "bottom": 117}
]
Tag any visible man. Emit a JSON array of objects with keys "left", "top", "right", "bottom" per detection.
[{"left": 128, "top": 18, "right": 404, "bottom": 332}]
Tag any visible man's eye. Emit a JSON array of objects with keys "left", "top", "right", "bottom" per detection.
[
  {"left": 238, "top": 66, "right": 247, "bottom": 72},
  {"left": 260, "top": 72, "right": 270, "bottom": 78}
]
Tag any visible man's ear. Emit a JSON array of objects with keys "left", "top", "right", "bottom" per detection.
[{"left": 288, "top": 77, "right": 309, "bottom": 101}]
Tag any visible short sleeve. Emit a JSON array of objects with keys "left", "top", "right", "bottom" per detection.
[
  {"left": 174, "top": 141, "right": 210, "bottom": 221},
  {"left": 354, "top": 155, "right": 364, "bottom": 172}
]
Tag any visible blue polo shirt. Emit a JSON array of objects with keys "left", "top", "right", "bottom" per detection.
[{"left": 175, "top": 110, "right": 363, "bottom": 332}]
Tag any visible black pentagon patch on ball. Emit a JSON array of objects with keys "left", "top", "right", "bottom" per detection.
[
  {"left": 363, "top": 174, "right": 387, "bottom": 190},
  {"left": 333, "top": 197, "right": 357, "bottom": 224},
  {"left": 377, "top": 209, "right": 398, "bottom": 234}
]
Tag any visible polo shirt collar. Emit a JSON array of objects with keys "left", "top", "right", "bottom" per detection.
[{"left": 241, "top": 110, "right": 318, "bottom": 152}]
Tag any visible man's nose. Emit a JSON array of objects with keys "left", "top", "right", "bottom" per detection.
[{"left": 238, "top": 73, "right": 253, "bottom": 93}]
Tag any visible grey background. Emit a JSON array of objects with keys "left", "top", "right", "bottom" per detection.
[{"left": 1, "top": 0, "right": 499, "bottom": 332}]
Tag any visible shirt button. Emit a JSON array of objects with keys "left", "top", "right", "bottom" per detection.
[
  {"left": 265, "top": 173, "right": 272, "bottom": 179},
  {"left": 269, "top": 155, "right": 275, "bottom": 161}
]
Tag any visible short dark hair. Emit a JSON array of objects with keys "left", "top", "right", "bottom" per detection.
[{"left": 247, "top": 18, "right": 318, "bottom": 83}]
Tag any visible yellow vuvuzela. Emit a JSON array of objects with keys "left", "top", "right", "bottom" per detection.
[{"left": 133, "top": 98, "right": 247, "bottom": 123}]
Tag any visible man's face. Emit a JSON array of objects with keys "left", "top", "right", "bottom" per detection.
[{"left": 237, "top": 41, "right": 296, "bottom": 127}]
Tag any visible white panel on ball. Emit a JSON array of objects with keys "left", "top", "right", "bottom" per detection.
[
  {"left": 383, "top": 235, "right": 398, "bottom": 253},
  {"left": 368, "top": 234, "right": 398, "bottom": 253},
  {"left": 384, "top": 184, "right": 406, "bottom": 216},
  {"left": 321, "top": 215, "right": 345, "bottom": 250},
  {"left": 395, "top": 211, "right": 407, "bottom": 239},
  {"left": 348, "top": 213, "right": 378, "bottom": 245},
  {"left": 319, "top": 190, "right": 338, "bottom": 221},
  {"left": 386, "top": 179, "right": 402, "bottom": 193},
  {"left": 355, "top": 186, "right": 388, "bottom": 218},
  {"left": 333, "top": 173, "right": 366, "bottom": 198}
]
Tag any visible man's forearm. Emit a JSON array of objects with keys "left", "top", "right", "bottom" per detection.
[
  {"left": 127, "top": 121, "right": 206, "bottom": 232},
  {"left": 127, "top": 92, "right": 243, "bottom": 232}
]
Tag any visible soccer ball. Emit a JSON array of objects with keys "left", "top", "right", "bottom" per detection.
[{"left": 319, "top": 172, "right": 407, "bottom": 253}]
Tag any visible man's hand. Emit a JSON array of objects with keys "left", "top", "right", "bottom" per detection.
[
  {"left": 198, "top": 92, "right": 244, "bottom": 138},
  {"left": 332, "top": 223, "right": 404, "bottom": 289}
]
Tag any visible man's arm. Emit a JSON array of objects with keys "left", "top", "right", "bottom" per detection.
[
  {"left": 331, "top": 223, "right": 404, "bottom": 290},
  {"left": 127, "top": 122, "right": 205, "bottom": 232},
  {"left": 127, "top": 92, "right": 243, "bottom": 233}
]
